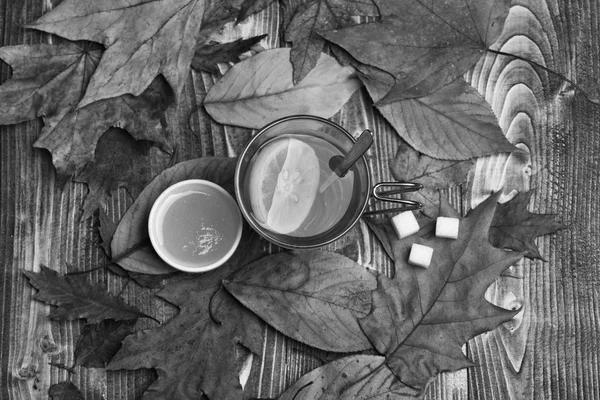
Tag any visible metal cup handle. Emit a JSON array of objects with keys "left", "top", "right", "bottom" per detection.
[{"left": 363, "top": 182, "right": 423, "bottom": 216}]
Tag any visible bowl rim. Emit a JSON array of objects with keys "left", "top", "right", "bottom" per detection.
[
  {"left": 148, "top": 179, "right": 243, "bottom": 273},
  {"left": 234, "top": 115, "right": 371, "bottom": 249}
]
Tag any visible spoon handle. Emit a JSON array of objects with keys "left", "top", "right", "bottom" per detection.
[
  {"left": 335, "top": 129, "right": 373, "bottom": 177},
  {"left": 319, "top": 129, "right": 373, "bottom": 193}
]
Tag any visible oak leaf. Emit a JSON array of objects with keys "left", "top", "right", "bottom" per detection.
[
  {"left": 224, "top": 250, "right": 376, "bottom": 352},
  {"left": 73, "top": 128, "right": 169, "bottom": 221},
  {"left": 74, "top": 319, "right": 136, "bottom": 368},
  {"left": 490, "top": 191, "right": 565, "bottom": 259},
  {"left": 203, "top": 48, "right": 362, "bottom": 129},
  {"left": 285, "top": 0, "right": 379, "bottom": 83},
  {"left": 359, "top": 192, "right": 524, "bottom": 391},
  {"left": 111, "top": 157, "right": 237, "bottom": 275},
  {"left": 27, "top": 0, "right": 206, "bottom": 107},
  {"left": 320, "top": 0, "right": 510, "bottom": 102},
  {"left": 48, "top": 381, "right": 84, "bottom": 400},
  {"left": 0, "top": 42, "right": 100, "bottom": 126},
  {"left": 24, "top": 266, "right": 149, "bottom": 324},
  {"left": 108, "top": 228, "right": 270, "bottom": 400}
]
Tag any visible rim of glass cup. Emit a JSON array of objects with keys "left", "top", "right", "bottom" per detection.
[{"left": 234, "top": 115, "right": 371, "bottom": 249}]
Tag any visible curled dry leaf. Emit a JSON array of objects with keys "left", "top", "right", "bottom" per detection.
[
  {"left": 23, "top": 266, "right": 150, "bottom": 324},
  {"left": 224, "top": 250, "right": 376, "bottom": 352},
  {"left": 110, "top": 157, "right": 237, "bottom": 275},
  {"left": 192, "top": 34, "right": 268, "bottom": 74},
  {"left": 203, "top": 48, "right": 362, "bottom": 129},
  {"left": 320, "top": 0, "right": 510, "bottom": 102},
  {"left": 237, "top": 0, "right": 277, "bottom": 23},
  {"left": 27, "top": 0, "right": 206, "bottom": 107}
]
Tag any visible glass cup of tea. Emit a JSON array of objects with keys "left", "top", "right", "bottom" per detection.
[
  {"left": 235, "top": 115, "right": 422, "bottom": 249},
  {"left": 148, "top": 179, "right": 243, "bottom": 272}
]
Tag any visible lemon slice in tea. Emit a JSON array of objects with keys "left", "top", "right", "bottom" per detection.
[
  {"left": 248, "top": 137, "right": 320, "bottom": 234},
  {"left": 248, "top": 138, "right": 289, "bottom": 224},
  {"left": 266, "top": 139, "right": 320, "bottom": 234}
]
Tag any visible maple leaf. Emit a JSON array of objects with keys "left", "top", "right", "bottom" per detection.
[
  {"left": 48, "top": 381, "right": 83, "bottom": 400},
  {"left": 191, "top": 34, "right": 268, "bottom": 75},
  {"left": 34, "top": 76, "right": 173, "bottom": 184},
  {"left": 26, "top": 0, "right": 207, "bottom": 107},
  {"left": 74, "top": 319, "right": 136, "bottom": 368},
  {"left": 359, "top": 192, "right": 524, "bottom": 391},
  {"left": 108, "top": 228, "right": 270, "bottom": 400},
  {"left": 0, "top": 42, "right": 101, "bottom": 126},
  {"left": 73, "top": 128, "right": 169, "bottom": 221},
  {"left": 490, "top": 191, "right": 565, "bottom": 260},
  {"left": 285, "top": 0, "right": 379, "bottom": 83},
  {"left": 320, "top": 0, "right": 510, "bottom": 102},
  {"left": 24, "top": 266, "right": 150, "bottom": 324}
]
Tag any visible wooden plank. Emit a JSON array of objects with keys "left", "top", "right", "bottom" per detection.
[{"left": 466, "top": 0, "right": 600, "bottom": 399}]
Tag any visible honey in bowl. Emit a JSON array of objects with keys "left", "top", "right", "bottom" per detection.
[
  {"left": 149, "top": 180, "right": 243, "bottom": 272},
  {"left": 244, "top": 134, "right": 355, "bottom": 238}
]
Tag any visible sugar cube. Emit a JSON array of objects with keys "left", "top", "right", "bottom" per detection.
[
  {"left": 391, "top": 211, "right": 420, "bottom": 239},
  {"left": 408, "top": 243, "right": 433, "bottom": 268},
  {"left": 435, "top": 216, "right": 459, "bottom": 239}
]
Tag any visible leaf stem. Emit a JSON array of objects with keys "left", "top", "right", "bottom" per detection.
[
  {"left": 486, "top": 48, "right": 600, "bottom": 105},
  {"left": 49, "top": 362, "right": 76, "bottom": 376},
  {"left": 291, "top": 381, "right": 314, "bottom": 400}
]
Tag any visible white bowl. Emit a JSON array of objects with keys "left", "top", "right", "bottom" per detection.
[{"left": 148, "top": 179, "right": 243, "bottom": 273}]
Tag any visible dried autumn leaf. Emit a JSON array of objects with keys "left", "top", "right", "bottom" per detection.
[
  {"left": 111, "top": 157, "right": 237, "bottom": 275},
  {"left": 24, "top": 266, "right": 149, "bottom": 324},
  {"left": 237, "top": 0, "right": 277, "bottom": 23},
  {"left": 48, "top": 381, "right": 83, "bottom": 400},
  {"left": 490, "top": 191, "right": 565, "bottom": 259},
  {"left": 0, "top": 42, "right": 100, "bottom": 126},
  {"left": 377, "top": 78, "right": 519, "bottom": 160},
  {"left": 320, "top": 0, "right": 510, "bottom": 102},
  {"left": 191, "top": 34, "right": 267, "bottom": 75},
  {"left": 390, "top": 140, "right": 475, "bottom": 216},
  {"left": 285, "top": 0, "right": 379, "bottom": 83},
  {"left": 278, "top": 355, "right": 420, "bottom": 400},
  {"left": 224, "top": 250, "right": 376, "bottom": 352},
  {"left": 34, "top": 77, "right": 173, "bottom": 183},
  {"left": 108, "top": 229, "right": 270, "bottom": 400},
  {"left": 73, "top": 128, "right": 168, "bottom": 221},
  {"left": 359, "top": 192, "right": 524, "bottom": 391},
  {"left": 203, "top": 48, "right": 362, "bottom": 129},
  {"left": 27, "top": 0, "right": 206, "bottom": 107},
  {"left": 74, "top": 319, "right": 136, "bottom": 368}
]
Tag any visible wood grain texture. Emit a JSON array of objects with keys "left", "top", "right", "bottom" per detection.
[{"left": 1, "top": 0, "right": 599, "bottom": 399}]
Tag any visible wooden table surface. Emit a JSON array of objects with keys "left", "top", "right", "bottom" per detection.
[{"left": 1, "top": 0, "right": 599, "bottom": 399}]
